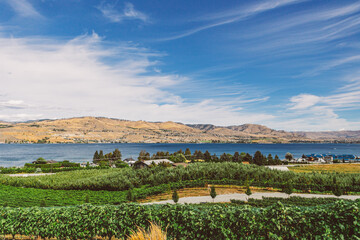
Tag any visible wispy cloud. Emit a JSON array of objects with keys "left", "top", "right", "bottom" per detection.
[
  {"left": 4, "top": 0, "right": 42, "bottom": 18},
  {"left": 97, "top": 2, "right": 149, "bottom": 23},
  {"left": 0, "top": 31, "right": 274, "bottom": 125},
  {"left": 161, "top": 0, "right": 305, "bottom": 41}
]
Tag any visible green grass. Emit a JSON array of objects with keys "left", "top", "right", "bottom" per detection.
[{"left": 0, "top": 184, "right": 127, "bottom": 207}]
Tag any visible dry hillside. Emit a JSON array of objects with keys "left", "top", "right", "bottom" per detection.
[{"left": 0, "top": 117, "right": 358, "bottom": 143}]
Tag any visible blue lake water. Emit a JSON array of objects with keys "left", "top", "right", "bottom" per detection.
[{"left": 0, "top": 143, "right": 359, "bottom": 167}]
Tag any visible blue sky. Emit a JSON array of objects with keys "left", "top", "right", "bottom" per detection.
[{"left": 0, "top": 0, "right": 360, "bottom": 131}]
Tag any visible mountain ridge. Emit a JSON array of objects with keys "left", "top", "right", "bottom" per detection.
[{"left": 0, "top": 117, "right": 359, "bottom": 143}]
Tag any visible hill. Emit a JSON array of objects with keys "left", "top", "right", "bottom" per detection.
[{"left": 0, "top": 117, "right": 358, "bottom": 143}]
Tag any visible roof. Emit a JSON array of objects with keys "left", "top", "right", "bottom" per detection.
[
  {"left": 124, "top": 158, "right": 135, "bottom": 162},
  {"left": 142, "top": 159, "right": 173, "bottom": 166}
]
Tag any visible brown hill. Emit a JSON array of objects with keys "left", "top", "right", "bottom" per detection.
[{"left": 0, "top": 117, "right": 358, "bottom": 143}]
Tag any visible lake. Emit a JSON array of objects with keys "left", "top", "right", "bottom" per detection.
[{"left": 0, "top": 143, "right": 359, "bottom": 167}]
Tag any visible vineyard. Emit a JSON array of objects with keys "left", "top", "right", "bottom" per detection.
[
  {"left": 1, "top": 162, "right": 360, "bottom": 193},
  {"left": 0, "top": 201, "right": 359, "bottom": 239}
]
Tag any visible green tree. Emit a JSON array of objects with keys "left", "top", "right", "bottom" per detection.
[
  {"left": 245, "top": 186, "right": 252, "bottom": 201},
  {"left": 185, "top": 148, "right": 192, "bottom": 158},
  {"left": 34, "top": 157, "right": 47, "bottom": 164},
  {"left": 285, "top": 152, "right": 293, "bottom": 161},
  {"left": 283, "top": 182, "right": 293, "bottom": 197},
  {"left": 112, "top": 149, "right": 122, "bottom": 161},
  {"left": 220, "top": 153, "right": 230, "bottom": 162},
  {"left": 267, "top": 154, "right": 274, "bottom": 165},
  {"left": 172, "top": 190, "right": 179, "bottom": 203},
  {"left": 99, "top": 150, "right": 104, "bottom": 160},
  {"left": 93, "top": 151, "right": 99, "bottom": 163},
  {"left": 204, "top": 150, "right": 212, "bottom": 162},
  {"left": 138, "top": 150, "right": 150, "bottom": 161},
  {"left": 253, "top": 151, "right": 266, "bottom": 165},
  {"left": 233, "top": 152, "right": 241, "bottom": 162},
  {"left": 332, "top": 184, "right": 343, "bottom": 197},
  {"left": 243, "top": 153, "right": 253, "bottom": 163},
  {"left": 210, "top": 186, "right": 217, "bottom": 202}
]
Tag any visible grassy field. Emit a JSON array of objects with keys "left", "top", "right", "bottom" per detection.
[{"left": 288, "top": 163, "right": 360, "bottom": 173}]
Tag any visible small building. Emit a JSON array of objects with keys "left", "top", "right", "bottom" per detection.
[
  {"left": 133, "top": 159, "right": 174, "bottom": 169},
  {"left": 47, "top": 160, "right": 58, "bottom": 164},
  {"left": 123, "top": 158, "right": 136, "bottom": 166}
]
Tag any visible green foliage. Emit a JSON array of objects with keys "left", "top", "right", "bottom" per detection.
[
  {"left": 283, "top": 182, "right": 293, "bottom": 195},
  {"left": 333, "top": 184, "right": 343, "bottom": 197},
  {"left": 0, "top": 201, "right": 359, "bottom": 239},
  {"left": 245, "top": 186, "right": 252, "bottom": 196},
  {"left": 285, "top": 152, "right": 293, "bottom": 161},
  {"left": 210, "top": 186, "right": 217, "bottom": 201},
  {"left": 34, "top": 157, "right": 47, "bottom": 164},
  {"left": 172, "top": 190, "right": 179, "bottom": 203},
  {"left": 1, "top": 162, "right": 360, "bottom": 194},
  {"left": 127, "top": 190, "right": 134, "bottom": 202}
]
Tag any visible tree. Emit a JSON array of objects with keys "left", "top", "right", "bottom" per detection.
[
  {"left": 253, "top": 151, "right": 266, "bottom": 166},
  {"left": 243, "top": 153, "right": 253, "bottom": 163},
  {"left": 113, "top": 149, "right": 122, "bottom": 161},
  {"left": 233, "top": 152, "right": 241, "bottom": 162},
  {"left": 185, "top": 148, "right": 191, "bottom": 158},
  {"left": 245, "top": 186, "right": 252, "bottom": 201},
  {"left": 211, "top": 154, "right": 219, "bottom": 162},
  {"left": 332, "top": 184, "right": 343, "bottom": 197},
  {"left": 138, "top": 150, "right": 150, "bottom": 161},
  {"left": 210, "top": 186, "right": 217, "bottom": 202},
  {"left": 99, "top": 150, "right": 104, "bottom": 160},
  {"left": 220, "top": 153, "right": 229, "bottom": 162},
  {"left": 93, "top": 151, "right": 99, "bottom": 163},
  {"left": 34, "top": 157, "right": 47, "bottom": 164},
  {"left": 267, "top": 154, "right": 274, "bottom": 165},
  {"left": 283, "top": 182, "right": 293, "bottom": 197},
  {"left": 172, "top": 190, "right": 179, "bottom": 203},
  {"left": 285, "top": 152, "right": 293, "bottom": 161},
  {"left": 274, "top": 155, "right": 281, "bottom": 165},
  {"left": 204, "top": 150, "right": 212, "bottom": 162},
  {"left": 244, "top": 177, "right": 252, "bottom": 201}
]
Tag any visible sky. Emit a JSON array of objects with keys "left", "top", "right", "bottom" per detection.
[{"left": 0, "top": 0, "right": 360, "bottom": 131}]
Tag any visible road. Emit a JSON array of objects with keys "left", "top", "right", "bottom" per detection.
[{"left": 142, "top": 192, "right": 360, "bottom": 205}]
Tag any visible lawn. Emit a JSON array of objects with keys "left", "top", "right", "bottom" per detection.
[{"left": 288, "top": 163, "right": 360, "bottom": 173}]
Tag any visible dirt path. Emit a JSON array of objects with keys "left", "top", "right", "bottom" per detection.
[{"left": 142, "top": 192, "right": 360, "bottom": 205}]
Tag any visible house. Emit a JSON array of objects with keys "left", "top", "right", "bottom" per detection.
[
  {"left": 80, "top": 162, "right": 99, "bottom": 168},
  {"left": 133, "top": 159, "right": 174, "bottom": 169},
  {"left": 47, "top": 160, "right": 58, "bottom": 164},
  {"left": 123, "top": 158, "right": 136, "bottom": 166}
]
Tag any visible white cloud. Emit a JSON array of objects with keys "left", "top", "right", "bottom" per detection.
[
  {"left": 0, "top": 32, "right": 274, "bottom": 126},
  {"left": 4, "top": 0, "right": 42, "bottom": 18},
  {"left": 289, "top": 94, "right": 321, "bottom": 110},
  {"left": 161, "top": 0, "right": 305, "bottom": 41},
  {"left": 97, "top": 2, "right": 148, "bottom": 23}
]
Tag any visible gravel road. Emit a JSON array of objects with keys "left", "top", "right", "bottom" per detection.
[{"left": 142, "top": 192, "right": 360, "bottom": 205}]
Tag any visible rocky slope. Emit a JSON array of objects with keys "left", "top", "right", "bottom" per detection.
[{"left": 0, "top": 117, "right": 358, "bottom": 143}]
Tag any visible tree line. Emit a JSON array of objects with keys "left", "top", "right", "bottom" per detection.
[{"left": 137, "top": 148, "right": 283, "bottom": 165}]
